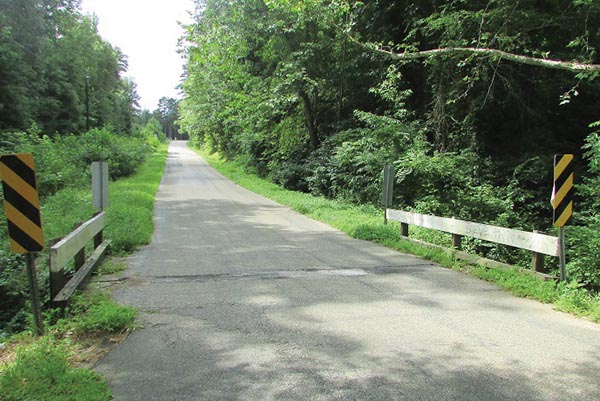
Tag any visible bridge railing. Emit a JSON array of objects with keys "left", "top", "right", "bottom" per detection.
[
  {"left": 386, "top": 208, "right": 558, "bottom": 277},
  {"left": 48, "top": 211, "right": 111, "bottom": 305}
]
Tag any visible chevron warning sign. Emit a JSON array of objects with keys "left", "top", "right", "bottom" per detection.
[
  {"left": 551, "top": 154, "right": 574, "bottom": 228},
  {"left": 0, "top": 154, "right": 44, "bottom": 253}
]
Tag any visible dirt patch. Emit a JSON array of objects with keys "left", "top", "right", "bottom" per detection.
[
  {"left": 0, "top": 342, "right": 16, "bottom": 368},
  {"left": 68, "top": 330, "right": 131, "bottom": 369},
  {"left": 0, "top": 328, "right": 132, "bottom": 372}
]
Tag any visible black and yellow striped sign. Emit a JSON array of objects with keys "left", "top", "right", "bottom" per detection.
[
  {"left": 551, "top": 154, "right": 574, "bottom": 228},
  {"left": 0, "top": 154, "right": 44, "bottom": 253}
]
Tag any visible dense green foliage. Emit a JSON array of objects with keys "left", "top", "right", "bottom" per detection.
[
  {"left": 0, "top": 0, "right": 139, "bottom": 135},
  {"left": 0, "top": 128, "right": 165, "bottom": 336},
  {"left": 180, "top": 1, "right": 600, "bottom": 289}
]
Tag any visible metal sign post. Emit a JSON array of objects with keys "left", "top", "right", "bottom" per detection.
[
  {"left": 551, "top": 154, "right": 574, "bottom": 282},
  {"left": 0, "top": 154, "right": 45, "bottom": 335},
  {"left": 26, "top": 253, "right": 44, "bottom": 335},
  {"left": 92, "top": 161, "right": 109, "bottom": 211},
  {"left": 382, "top": 165, "right": 394, "bottom": 224},
  {"left": 558, "top": 227, "right": 567, "bottom": 282}
]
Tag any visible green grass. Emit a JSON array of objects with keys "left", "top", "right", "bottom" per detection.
[
  {"left": 195, "top": 146, "right": 600, "bottom": 323},
  {"left": 0, "top": 291, "right": 136, "bottom": 401},
  {"left": 41, "top": 146, "right": 167, "bottom": 254},
  {"left": 59, "top": 291, "right": 137, "bottom": 334},
  {"left": 105, "top": 146, "right": 167, "bottom": 254},
  {"left": 95, "top": 259, "right": 127, "bottom": 276},
  {"left": 0, "top": 338, "right": 111, "bottom": 401}
]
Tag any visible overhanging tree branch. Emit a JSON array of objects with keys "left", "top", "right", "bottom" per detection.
[
  {"left": 373, "top": 46, "right": 600, "bottom": 72},
  {"left": 341, "top": 30, "right": 600, "bottom": 73}
]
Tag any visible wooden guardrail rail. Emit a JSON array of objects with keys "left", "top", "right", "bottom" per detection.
[
  {"left": 49, "top": 212, "right": 111, "bottom": 305},
  {"left": 386, "top": 208, "right": 559, "bottom": 275}
]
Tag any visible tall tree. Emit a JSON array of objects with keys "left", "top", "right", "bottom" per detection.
[
  {"left": 0, "top": 0, "right": 139, "bottom": 135},
  {"left": 180, "top": 0, "right": 600, "bottom": 189},
  {"left": 155, "top": 97, "right": 179, "bottom": 139},
  {"left": 0, "top": 0, "right": 47, "bottom": 130}
]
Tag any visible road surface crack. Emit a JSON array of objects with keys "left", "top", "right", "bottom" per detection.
[{"left": 139, "top": 264, "right": 432, "bottom": 283}]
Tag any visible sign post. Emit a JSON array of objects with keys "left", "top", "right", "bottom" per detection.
[
  {"left": 382, "top": 165, "right": 394, "bottom": 224},
  {"left": 25, "top": 253, "right": 44, "bottom": 335},
  {"left": 0, "top": 154, "right": 45, "bottom": 335},
  {"left": 551, "top": 154, "right": 574, "bottom": 282},
  {"left": 92, "top": 161, "right": 108, "bottom": 211}
]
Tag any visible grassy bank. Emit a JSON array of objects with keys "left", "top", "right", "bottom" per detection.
[
  {"left": 0, "top": 145, "right": 167, "bottom": 400},
  {"left": 195, "top": 146, "right": 600, "bottom": 323},
  {"left": 0, "top": 292, "right": 136, "bottom": 401},
  {"left": 43, "top": 146, "right": 167, "bottom": 253},
  {"left": 105, "top": 146, "right": 167, "bottom": 254}
]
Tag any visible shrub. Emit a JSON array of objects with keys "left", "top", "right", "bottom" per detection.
[
  {"left": 0, "top": 251, "right": 29, "bottom": 338},
  {"left": 306, "top": 129, "right": 399, "bottom": 204},
  {"left": 328, "top": 137, "right": 387, "bottom": 204},
  {"left": 136, "top": 117, "right": 168, "bottom": 151},
  {"left": 567, "top": 132, "right": 600, "bottom": 290},
  {"left": 76, "top": 128, "right": 149, "bottom": 179},
  {"left": 0, "top": 127, "right": 152, "bottom": 196}
]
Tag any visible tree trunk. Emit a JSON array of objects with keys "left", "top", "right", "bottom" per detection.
[
  {"left": 298, "top": 89, "right": 320, "bottom": 150},
  {"left": 431, "top": 80, "right": 449, "bottom": 152}
]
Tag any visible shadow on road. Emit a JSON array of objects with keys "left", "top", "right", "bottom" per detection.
[{"left": 96, "top": 143, "right": 600, "bottom": 401}]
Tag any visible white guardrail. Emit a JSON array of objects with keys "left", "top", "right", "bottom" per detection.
[
  {"left": 386, "top": 208, "right": 559, "bottom": 274},
  {"left": 49, "top": 212, "right": 111, "bottom": 305}
]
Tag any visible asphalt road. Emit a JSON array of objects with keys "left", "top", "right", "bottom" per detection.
[{"left": 95, "top": 141, "right": 600, "bottom": 401}]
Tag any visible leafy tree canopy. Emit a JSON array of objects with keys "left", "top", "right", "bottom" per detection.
[
  {"left": 180, "top": 0, "right": 600, "bottom": 288},
  {"left": 0, "top": 0, "right": 140, "bottom": 135}
]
